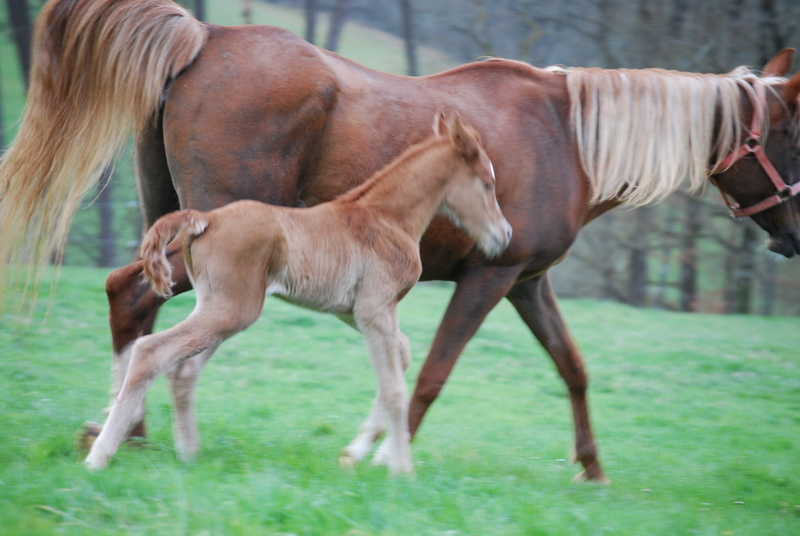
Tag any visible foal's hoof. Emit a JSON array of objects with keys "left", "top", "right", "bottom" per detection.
[
  {"left": 338, "top": 453, "right": 358, "bottom": 469},
  {"left": 76, "top": 421, "right": 103, "bottom": 451}
]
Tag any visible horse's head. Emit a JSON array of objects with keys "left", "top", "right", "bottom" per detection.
[
  {"left": 434, "top": 111, "right": 512, "bottom": 258},
  {"left": 712, "top": 49, "right": 800, "bottom": 258}
]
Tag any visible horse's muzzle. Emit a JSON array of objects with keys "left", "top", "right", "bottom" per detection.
[{"left": 767, "top": 231, "right": 800, "bottom": 258}]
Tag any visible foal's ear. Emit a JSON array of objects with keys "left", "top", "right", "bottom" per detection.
[
  {"left": 762, "top": 48, "right": 795, "bottom": 78},
  {"left": 433, "top": 110, "right": 449, "bottom": 137},
  {"left": 450, "top": 113, "right": 480, "bottom": 160}
]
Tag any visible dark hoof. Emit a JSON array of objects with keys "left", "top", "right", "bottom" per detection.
[{"left": 76, "top": 421, "right": 102, "bottom": 451}]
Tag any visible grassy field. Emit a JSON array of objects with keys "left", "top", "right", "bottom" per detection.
[{"left": 1, "top": 267, "right": 798, "bottom": 535}]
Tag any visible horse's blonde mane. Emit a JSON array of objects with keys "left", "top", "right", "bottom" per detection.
[{"left": 548, "top": 65, "right": 785, "bottom": 206}]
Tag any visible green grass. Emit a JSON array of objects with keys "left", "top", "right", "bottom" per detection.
[{"left": 1, "top": 267, "right": 798, "bottom": 535}]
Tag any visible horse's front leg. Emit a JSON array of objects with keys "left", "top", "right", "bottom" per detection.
[
  {"left": 407, "top": 265, "right": 522, "bottom": 439},
  {"left": 351, "top": 308, "right": 412, "bottom": 474},
  {"left": 80, "top": 243, "right": 192, "bottom": 449},
  {"left": 506, "top": 273, "right": 609, "bottom": 484}
]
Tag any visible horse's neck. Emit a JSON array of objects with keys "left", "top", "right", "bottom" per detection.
[{"left": 350, "top": 141, "right": 454, "bottom": 239}]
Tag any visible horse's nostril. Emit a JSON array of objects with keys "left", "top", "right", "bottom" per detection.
[{"left": 506, "top": 226, "right": 513, "bottom": 240}]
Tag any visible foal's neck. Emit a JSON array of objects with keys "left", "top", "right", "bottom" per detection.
[{"left": 341, "top": 138, "right": 456, "bottom": 239}]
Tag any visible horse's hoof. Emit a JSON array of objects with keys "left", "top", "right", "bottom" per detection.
[
  {"left": 76, "top": 421, "right": 103, "bottom": 451},
  {"left": 572, "top": 470, "right": 611, "bottom": 485}
]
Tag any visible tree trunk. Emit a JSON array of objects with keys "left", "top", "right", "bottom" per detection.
[
  {"left": 325, "top": 0, "right": 352, "bottom": 52},
  {"left": 679, "top": 196, "right": 702, "bottom": 312},
  {"left": 399, "top": 0, "right": 418, "bottom": 76},
  {"left": 305, "top": 0, "right": 318, "bottom": 44},
  {"left": 654, "top": 202, "right": 679, "bottom": 309},
  {"left": 5, "top": 0, "right": 32, "bottom": 88},
  {"left": 759, "top": 253, "right": 777, "bottom": 316},
  {"left": 96, "top": 166, "right": 117, "bottom": 268},
  {"left": 626, "top": 208, "right": 651, "bottom": 307},
  {"left": 194, "top": 0, "right": 206, "bottom": 22},
  {"left": 243, "top": 0, "right": 253, "bottom": 25},
  {"left": 732, "top": 224, "right": 758, "bottom": 314}
]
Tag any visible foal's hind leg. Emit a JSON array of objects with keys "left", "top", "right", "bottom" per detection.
[
  {"left": 80, "top": 245, "right": 193, "bottom": 449},
  {"left": 506, "top": 274, "right": 608, "bottom": 484},
  {"left": 166, "top": 344, "right": 219, "bottom": 462},
  {"left": 84, "top": 315, "right": 226, "bottom": 470}
]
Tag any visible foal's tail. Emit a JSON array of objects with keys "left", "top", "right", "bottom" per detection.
[
  {"left": 140, "top": 210, "right": 209, "bottom": 299},
  {"left": 0, "top": 0, "right": 207, "bottom": 310}
]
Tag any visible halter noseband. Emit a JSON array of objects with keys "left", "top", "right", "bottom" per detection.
[{"left": 711, "top": 80, "right": 800, "bottom": 221}]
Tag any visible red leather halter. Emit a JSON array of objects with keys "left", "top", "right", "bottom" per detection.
[{"left": 711, "top": 80, "right": 800, "bottom": 220}]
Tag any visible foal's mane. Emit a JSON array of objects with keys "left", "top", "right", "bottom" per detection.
[
  {"left": 547, "top": 65, "right": 787, "bottom": 206},
  {"left": 337, "top": 135, "right": 451, "bottom": 204}
]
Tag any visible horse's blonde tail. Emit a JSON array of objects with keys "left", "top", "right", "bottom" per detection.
[
  {"left": 140, "top": 211, "right": 208, "bottom": 298},
  {"left": 0, "top": 0, "right": 207, "bottom": 311}
]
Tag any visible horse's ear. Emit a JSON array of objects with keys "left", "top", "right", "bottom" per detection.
[
  {"left": 449, "top": 113, "right": 480, "bottom": 160},
  {"left": 433, "top": 110, "right": 449, "bottom": 137},
  {"left": 782, "top": 71, "right": 800, "bottom": 104},
  {"left": 762, "top": 48, "right": 795, "bottom": 78}
]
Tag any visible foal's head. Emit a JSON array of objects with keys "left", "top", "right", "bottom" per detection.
[{"left": 435, "top": 112, "right": 512, "bottom": 258}]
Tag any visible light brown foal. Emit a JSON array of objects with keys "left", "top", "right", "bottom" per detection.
[{"left": 83, "top": 113, "right": 512, "bottom": 472}]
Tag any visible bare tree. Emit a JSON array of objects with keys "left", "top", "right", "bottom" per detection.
[
  {"left": 326, "top": 0, "right": 352, "bottom": 52},
  {"left": 304, "top": 0, "right": 317, "bottom": 43},
  {"left": 678, "top": 195, "right": 703, "bottom": 312},
  {"left": 5, "top": 0, "right": 32, "bottom": 87},
  {"left": 399, "top": 0, "right": 418, "bottom": 75},
  {"left": 96, "top": 166, "right": 117, "bottom": 268},
  {"left": 194, "top": 0, "right": 206, "bottom": 22}
]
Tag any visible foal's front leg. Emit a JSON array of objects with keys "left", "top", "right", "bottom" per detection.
[
  {"left": 341, "top": 331, "right": 411, "bottom": 467},
  {"left": 355, "top": 310, "right": 412, "bottom": 474}
]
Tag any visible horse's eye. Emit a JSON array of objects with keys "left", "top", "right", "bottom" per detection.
[
  {"left": 793, "top": 147, "right": 800, "bottom": 160},
  {"left": 484, "top": 181, "right": 493, "bottom": 191}
]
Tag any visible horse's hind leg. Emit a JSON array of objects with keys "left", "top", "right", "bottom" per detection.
[
  {"left": 506, "top": 274, "right": 608, "bottom": 484},
  {"left": 166, "top": 344, "right": 218, "bottom": 462}
]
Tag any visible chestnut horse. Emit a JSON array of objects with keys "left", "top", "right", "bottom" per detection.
[
  {"left": 84, "top": 112, "right": 511, "bottom": 471},
  {"left": 2, "top": 0, "right": 799, "bottom": 481}
]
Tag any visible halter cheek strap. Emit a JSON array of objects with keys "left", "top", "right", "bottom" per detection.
[{"left": 711, "top": 80, "right": 800, "bottom": 220}]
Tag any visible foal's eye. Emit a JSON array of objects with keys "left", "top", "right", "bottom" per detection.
[{"left": 484, "top": 182, "right": 493, "bottom": 191}]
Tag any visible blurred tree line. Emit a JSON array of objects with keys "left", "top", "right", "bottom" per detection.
[{"left": 3, "top": 0, "right": 800, "bottom": 314}]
